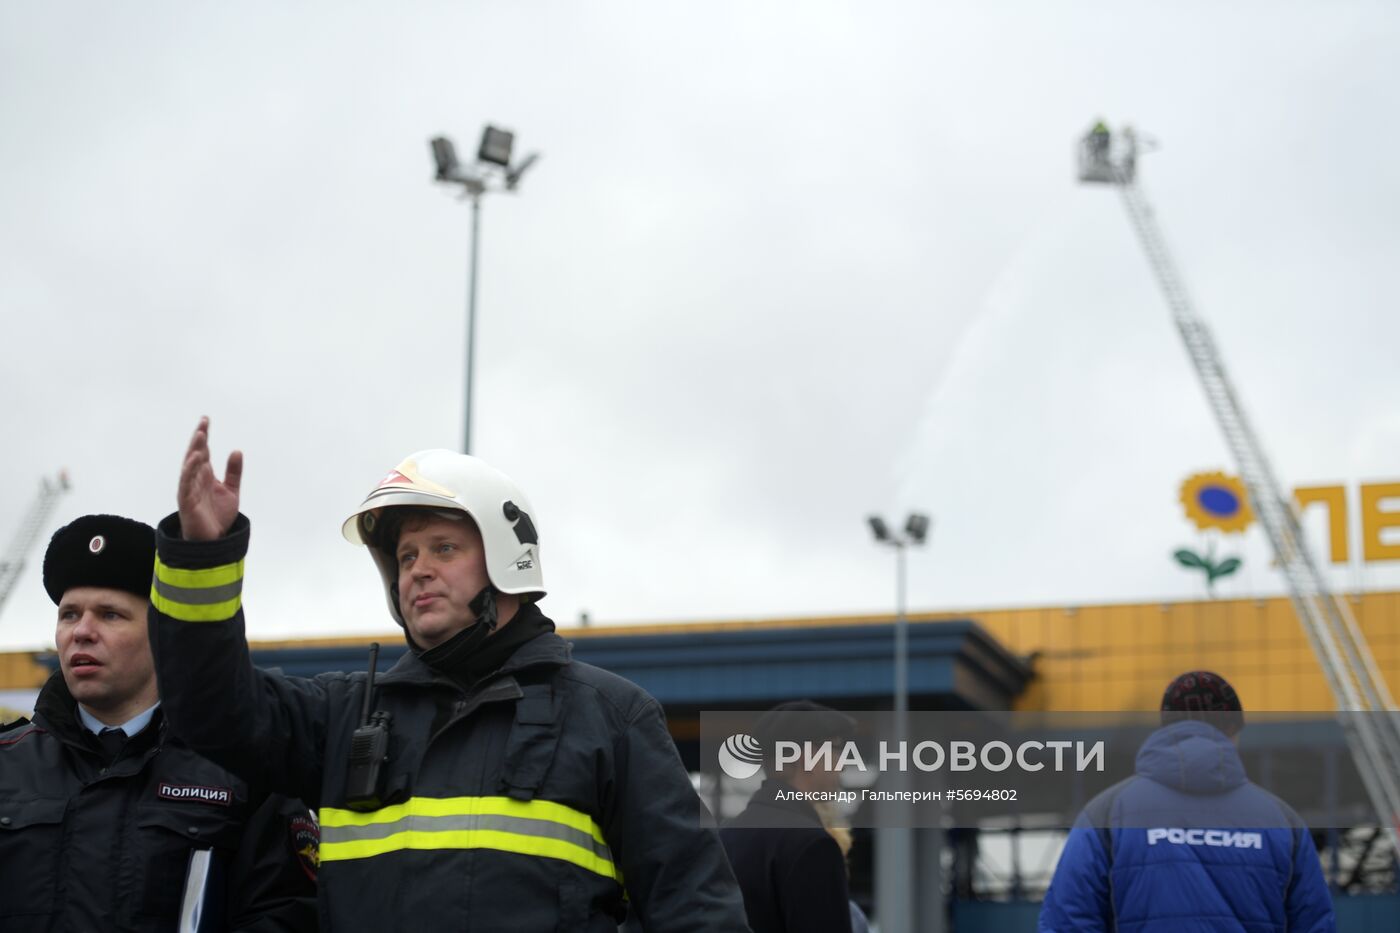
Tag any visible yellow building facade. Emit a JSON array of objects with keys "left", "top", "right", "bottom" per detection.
[{"left": 4, "top": 590, "right": 1399, "bottom": 714}]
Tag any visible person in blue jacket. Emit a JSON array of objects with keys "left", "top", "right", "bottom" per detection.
[{"left": 1039, "top": 670, "right": 1336, "bottom": 932}]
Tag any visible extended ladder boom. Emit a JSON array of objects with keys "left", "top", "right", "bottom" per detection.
[
  {"left": 0, "top": 471, "right": 70, "bottom": 619},
  {"left": 1078, "top": 124, "right": 1400, "bottom": 852}
]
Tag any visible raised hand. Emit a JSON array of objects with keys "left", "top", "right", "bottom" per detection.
[{"left": 178, "top": 416, "right": 244, "bottom": 541}]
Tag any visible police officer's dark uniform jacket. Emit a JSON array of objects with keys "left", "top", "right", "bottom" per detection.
[
  {"left": 0, "top": 512, "right": 317, "bottom": 933},
  {"left": 0, "top": 673, "right": 317, "bottom": 932},
  {"left": 149, "top": 514, "right": 751, "bottom": 932}
]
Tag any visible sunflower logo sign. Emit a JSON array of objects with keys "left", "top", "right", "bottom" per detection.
[
  {"left": 1175, "top": 471, "right": 1252, "bottom": 595},
  {"left": 1181, "top": 472, "right": 1254, "bottom": 533}
]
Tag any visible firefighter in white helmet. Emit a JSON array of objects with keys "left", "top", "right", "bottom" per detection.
[
  {"left": 341, "top": 448, "right": 545, "bottom": 647},
  {"left": 149, "top": 418, "right": 752, "bottom": 933}
]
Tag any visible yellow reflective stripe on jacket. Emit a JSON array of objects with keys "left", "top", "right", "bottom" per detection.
[
  {"left": 320, "top": 796, "right": 619, "bottom": 881},
  {"left": 322, "top": 795, "right": 607, "bottom": 845},
  {"left": 150, "top": 555, "right": 244, "bottom": 622}
]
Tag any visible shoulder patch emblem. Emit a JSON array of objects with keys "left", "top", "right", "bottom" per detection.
[{"left": 290, "top": 814, "right": 320, "bottom": 881}]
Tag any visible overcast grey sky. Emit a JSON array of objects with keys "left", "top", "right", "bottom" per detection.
[{"left": 2, "top": 2, "right": 1398, "bottom": 649}]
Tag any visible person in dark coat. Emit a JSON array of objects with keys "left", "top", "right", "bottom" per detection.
[
  {"left": 1039, "top": 671, "right": 1335, "bottom": 932},
  {"left": 720, "top": 700, "right": 857, "bottom": 933},
  {"left": 0, "top": 514, "right": 317, "bottom": 932}
]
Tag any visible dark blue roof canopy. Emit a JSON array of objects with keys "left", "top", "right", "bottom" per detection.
[{"left": 252, "top": 618, "right": 1031, "bottom": 714}]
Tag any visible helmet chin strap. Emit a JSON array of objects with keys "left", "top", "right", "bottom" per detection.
[{"left": 468, "top": 586, "right": 499, "bottom": 633}]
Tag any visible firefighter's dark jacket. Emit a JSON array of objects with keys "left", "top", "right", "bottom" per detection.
[
  {"left": 149, "top": 513, "right": 752, "bottom": 932},
  {"left": 0, "top": 673, "right": 318, "bottom": 932}
]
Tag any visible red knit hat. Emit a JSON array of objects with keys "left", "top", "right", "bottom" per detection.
[{"left": 1161, "top": 670, "right": 1244, "bottom": 736}]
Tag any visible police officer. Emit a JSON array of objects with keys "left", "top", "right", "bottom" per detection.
[
  {"left": 149, "top": 418, "right": 751, "bottom": 932},
  {"left": 0, "top": 513, "right": 318, "bottom": 932}
]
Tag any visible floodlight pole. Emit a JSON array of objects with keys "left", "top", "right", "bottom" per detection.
[
  {"left": 868, "top": 512, "right": 931, "bottom": 933},
  {"left": 430, "top": 126, "right": 540, "bottom": 455},
  {"left": 868, "top": 514, "right": 929, "bottom": 750},
  {"left": 464, "top": 193, "right": 482, "bottom": 454},
  {"left": 895, "top": 538, "right": 909, "bottom": 731}
]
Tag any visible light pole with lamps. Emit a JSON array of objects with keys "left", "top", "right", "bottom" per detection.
[
  {"left": 868, "top": 513, "right": 930, "bottom": 733},
  {"left": 867, "top": 511, "right": 932, "bottom": 933},
  {"left": 430, "top": 126, "right": 540, "bottom": 454}
]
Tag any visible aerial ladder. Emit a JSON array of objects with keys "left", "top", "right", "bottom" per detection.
[
  {"left": 1076, "top": 121, "right": 1400, "bottom": 855},
  {"left": 0, "top": 471, "right": 70, "bottom": 620}
]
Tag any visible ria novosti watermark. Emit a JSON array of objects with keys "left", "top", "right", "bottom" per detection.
[
  {"left": 720, "top": 735, "right": 1104, "bottom": 779},
  {"left": 700, "top": 710, "right": 1383, "bottom": 830}
]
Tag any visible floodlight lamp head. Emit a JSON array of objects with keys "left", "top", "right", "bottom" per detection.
[
  {"left": 478, "top": 125, "right": 515, "bottom": 168},
  {"left": 430, "top": 136, "right": 459, "bottom": 180},
  {"left": 505, "top": 152, "right": 540, "bottom": 190},
  {"left": 904, "top": 513, "right": 931, "bottom": 544},
  {"left": 868, "top": 515, "right": 890, "bottom": 542}
]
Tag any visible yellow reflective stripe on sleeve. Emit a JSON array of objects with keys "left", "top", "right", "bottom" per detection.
[
  {"left": 150, "top": 555, "right": 244, "bottom": 623},
  {"left": 150, "top": 587, "right": 243, "bottom": 622},
  {"left": 154, "top": 557, "right": 244, "bottom": 589},
  {"left": 319, "top": 796, "right": 619, "bottom": 882}
]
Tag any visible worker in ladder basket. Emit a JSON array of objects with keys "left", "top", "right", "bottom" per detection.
[{"left": 1089, "top": 120, "right": 1111, "bottom": 161}]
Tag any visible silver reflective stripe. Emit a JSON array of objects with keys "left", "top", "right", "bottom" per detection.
[
  {"left": 321, "top": 812, "right": 613, "bottom": 863},
  {"left": 151, "top": 577, "right": 243, "bottom": 606}
]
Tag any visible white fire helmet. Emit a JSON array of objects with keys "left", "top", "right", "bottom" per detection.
[{"left": 342, "top": 450, "right": 545, "bottom": 626}]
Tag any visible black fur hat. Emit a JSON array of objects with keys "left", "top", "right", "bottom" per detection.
[{"left": 42, "top": 514, "right": 155, "bottom": 605}]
